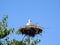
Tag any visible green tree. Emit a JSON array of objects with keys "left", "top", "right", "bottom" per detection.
[{"left": 0, "top": 15, "right": 14, "bottom": 45}]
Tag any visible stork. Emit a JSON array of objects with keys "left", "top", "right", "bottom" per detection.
[{"left": 26, "top": 19, "right": 31, "bottom": 25}]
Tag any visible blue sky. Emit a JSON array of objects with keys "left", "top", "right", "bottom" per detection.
[{"left": 0, "top": 0, "right": 60, "bottom": 45}]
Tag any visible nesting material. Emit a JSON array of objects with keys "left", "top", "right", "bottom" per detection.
[{"left": 18, "top": 24, "right": 43, "bottom": 37}]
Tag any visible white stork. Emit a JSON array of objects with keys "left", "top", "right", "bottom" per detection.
[{"left": 26, "top": 19, "right": 31, "bottom": 25}]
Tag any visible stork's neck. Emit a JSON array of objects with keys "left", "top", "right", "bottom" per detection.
[{"left": 26, "top": 19, "right": 31, "bottom": 25}]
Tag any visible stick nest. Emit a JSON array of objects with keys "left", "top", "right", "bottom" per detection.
[{"left": 18, "top": 24, "right": 43, "bottom": 37}]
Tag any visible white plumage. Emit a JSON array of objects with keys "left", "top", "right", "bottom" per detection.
[{"left": 26, "top": 19, "right": 31, "bottom": 25}]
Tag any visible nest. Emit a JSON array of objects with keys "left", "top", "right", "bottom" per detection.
[{"left": 18, "top": 24, "right": 43, "bottom": 37}]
